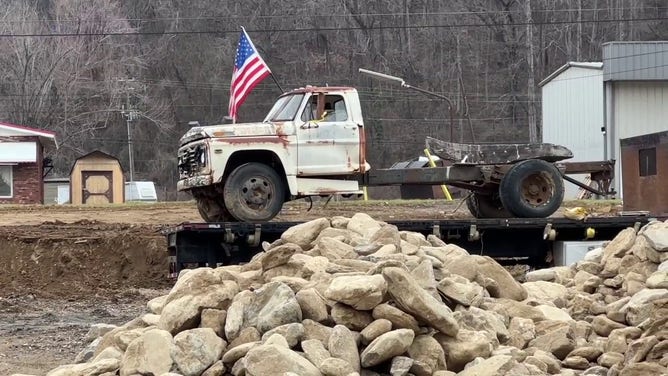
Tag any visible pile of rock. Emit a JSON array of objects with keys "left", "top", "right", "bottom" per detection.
[{"left": 38, "top": 214, "right": 668, "bottom": 376}]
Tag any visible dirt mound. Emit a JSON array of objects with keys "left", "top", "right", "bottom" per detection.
[{"left": 0, "top": 221, "right": 170, "bottom": 297}]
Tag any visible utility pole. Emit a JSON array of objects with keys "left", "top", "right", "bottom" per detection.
[{"left": 120, "top": 79, "right": 139, "bottom": 182}]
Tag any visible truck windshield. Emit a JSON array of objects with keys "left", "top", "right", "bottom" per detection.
[{"left": 264, "top": 94, "right": 304, "bottom": 122}]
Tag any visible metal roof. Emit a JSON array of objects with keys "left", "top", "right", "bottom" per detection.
[
  {"left": 603, "top": 41, "right": 668, "bottom": 81},
  {"left": 0, "top": 122, "right": 58, "bottom": 149},
  {"left": 538, "top": 62, "right": 603, "bottom": 87}
]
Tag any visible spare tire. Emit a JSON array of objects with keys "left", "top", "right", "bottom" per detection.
[{"left": 498, "top": 159, "right": 564, "bottom": 218}]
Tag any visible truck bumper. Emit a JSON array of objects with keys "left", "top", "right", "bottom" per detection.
[{"left": 177, "top": 174, "right": 213, "bottom": 191}]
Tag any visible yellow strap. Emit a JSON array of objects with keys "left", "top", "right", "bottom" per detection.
[{"left": 424, "top": 148, "right": 453, "bottom": 201}]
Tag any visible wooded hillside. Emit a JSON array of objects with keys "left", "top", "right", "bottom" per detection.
[{"left": 1, "top": 0, "right": 666, "bottom": 198}]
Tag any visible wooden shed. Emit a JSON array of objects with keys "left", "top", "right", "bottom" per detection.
[{"left": 70, "top": 151, "right": 125, "bottom": 205}]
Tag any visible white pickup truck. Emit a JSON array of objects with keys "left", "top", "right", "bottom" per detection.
[{"left": 177, "top": 85, "right": 612, "bottom": 222}]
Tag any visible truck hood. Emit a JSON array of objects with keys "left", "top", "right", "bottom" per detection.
[{"left": 180, "top": 122, "right": 277, "bottom": 145}]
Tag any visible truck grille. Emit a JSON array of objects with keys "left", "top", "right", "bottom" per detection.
[{"left": 178, "top": 143, "right": 207, "bottom": 178}]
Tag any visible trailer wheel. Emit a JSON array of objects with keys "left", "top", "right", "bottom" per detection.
[
  {"left": 196, "top": 198, "right": 232, "bottom": 222},
  {"left": 466, "top": 192, "right": 512, "bottom": 218},
  {"left": 223, "top": 162, "right": 285, "bottom": 222},
  {"left": 499, "top": 159, "right": 564, "bottom": 218}
]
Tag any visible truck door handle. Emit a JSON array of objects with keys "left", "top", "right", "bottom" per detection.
[{"left": 300, "top": 124, "right": 319, "bottom": 129}]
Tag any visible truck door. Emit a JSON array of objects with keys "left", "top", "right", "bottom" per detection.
[{"left": 296, "top": 93, "right": 362, "bottom": 175}]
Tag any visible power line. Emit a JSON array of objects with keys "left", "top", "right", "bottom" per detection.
[
  {"left": 0, "top": 16, "right": 666, "bottom": 37},
  {"left": 8, "top": 6, "right": 667, "bottom": 23}
]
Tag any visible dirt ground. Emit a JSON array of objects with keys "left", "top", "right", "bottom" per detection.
[{"left": 0, "top": 199, "right": 621, "bottom": 375}]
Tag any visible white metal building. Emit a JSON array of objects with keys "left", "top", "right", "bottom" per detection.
[
  {"left": 603, "top": 41, "right": 668, "bottom": 198},
  {"left": 539, "top": 62, "right": 604, "bottom": 199},
  {"left": 540, "top": 41, "right": 668, "bottom": 199}
]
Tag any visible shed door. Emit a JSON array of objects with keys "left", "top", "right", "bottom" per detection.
[{"left": 82, "top": 171, "right": 113, "bottom": 204}]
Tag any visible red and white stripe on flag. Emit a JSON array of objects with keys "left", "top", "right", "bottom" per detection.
[{"left": 228, "top": 28, "right": 271, "bottom": 122}]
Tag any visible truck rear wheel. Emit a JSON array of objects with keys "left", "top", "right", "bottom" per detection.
[
  {"left": 466, "top": 192, "right": 512, "bottom": 218},
  {"left": 499, "top": 159, "right": 564, "bottom": 218},
  {"left": 223, "top": 162, "right": 285, "bottom": 222},
  {"left": 196, "top": 198, "right": 232, "bottom": 222}
]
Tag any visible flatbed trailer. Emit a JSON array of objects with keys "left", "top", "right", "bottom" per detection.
[{"left": 164, "top": 215, "right": 659, "bottom": 277}]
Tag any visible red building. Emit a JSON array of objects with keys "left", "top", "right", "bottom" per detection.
[
  {"left": 0, "top": 122, "right": 58, "bottom": 204},
  {"left": 621, "top": 130, "right": 668, "bottom": 216}
]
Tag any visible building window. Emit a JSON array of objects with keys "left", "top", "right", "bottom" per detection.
[
  {"left": 0, "top": 165, "right": 12, "bottom": 198},
  {"left": 639, "top": 148, "right": 657, "bottom": 177}
]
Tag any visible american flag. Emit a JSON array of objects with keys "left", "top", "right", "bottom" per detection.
[{"left": 228, "top": 27, "right": 271, "bottom": 122}]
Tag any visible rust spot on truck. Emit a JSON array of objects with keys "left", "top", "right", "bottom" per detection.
[
  {"left": 224, "top": 136, "right": 289, "bottom": 148},
  {"left": 358, "top": 125, "right": 367, "bottom": 173},
  {"left": 274, "top": 122, "right": 289, "bottom": 136}
]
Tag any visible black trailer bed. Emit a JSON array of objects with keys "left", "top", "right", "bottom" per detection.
[{"left": 164, "top": 216, "right": 660, "bottom": 277}]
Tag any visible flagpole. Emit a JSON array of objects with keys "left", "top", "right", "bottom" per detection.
[{"left": 270, "top": 74, "right": 284, "bottom": 93}]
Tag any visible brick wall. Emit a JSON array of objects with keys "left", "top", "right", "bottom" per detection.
[{"left": 0, "top": 137, "right": 44, "bottom": 205}]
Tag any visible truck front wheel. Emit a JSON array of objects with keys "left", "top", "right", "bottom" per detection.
[
  {"left": 498, "top": 159, "right": 564, "bottom": 218},
  {"left": 223, "top": 162, "right": 285, "bottom": 222}
]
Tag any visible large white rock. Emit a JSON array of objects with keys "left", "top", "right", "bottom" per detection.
[
  {"left": 372, "top": 303, "right": 420, "bottom": 332},
  {"left": 320, "top": 357, "right": 356, "bottom": 376},
  {"left": 159, "top": 280, "right": 240, "bottom": 334},
  {"left": 411, "top": 259, "right": 440, "bottom": 300},
  {"left": 437, "top": 275, "right": 484, "bottom": 307},
  {"left": 527, "top": 325, "right": 575, "bottom": 360},
  {"left": 244, "top": 344, "right": 322, "bottom": 376},
  {"left": 407, "top": 334, "right": 448, "bottom": 373},
  {"left": 535, "top": 305, "right": 573, "bottom": 322},
  {"left": 225, "top": 281, "right": 302, "bottom": 338},
  {"left": 435, "top": 329, "right": 494, "bottom": 372},
  {"left": 421, "top": 244, "right": 469, "bottom": 265},
  {"left": 601, "top": 228, "right": 636, "bottom": 262},
  {"left": 281, "top": 218, "right": 331, "bottom": 248},
  {"left": 630, "top": 235, "right": 662, "bottom": 263},
  {"left": 301, "top": 339, "right": 331, "bottom": 369},
  {"left": 46, "top": 358, "right": 121, "bottom": 376},
  {"left": 328, "top": 325, "right": 360, "bottom": 372},
  {"left": 446, "top": 255, "right": 527, "bottom": 301},
  {"left": 624, "top": 288, "right": 668, "bottom": 314},
  {"left": 295, "top": 288, "right": 327, "bottom": 322},
  {"left": 646, "top": 271, "right": 668, "bottom": 289},
  {"left": 382, "top": 267, "right": 459, "bottom": 337},
  {"left": 360, "top": 319, "right": 393, "bottom": 345},
  {"left": 659, "top": 260, "right": 668, "bottom": 272},
  {"left": 360, "top": 329, "right": 415, "bottom": 367},
  {"left": 317, "top": 237, "right": 359, "bottom": 260},
  {"left": 454, "top": 306, "right": 510, "bottom": 343},
  {"left": 523, "top": 281, "right": 568, "bottom": 306},
  {"left": 347, "top": 213, "right": 381, "bottom": 238},
  {"left": 525, "top": 269, "right": 557, "bottom": 282},
  {"left": 324, "top": 274, "right": 387, "bottom": 310},
  {"left": 172, "top": 328, "right": 226, "bottom": 376},
  {"left": 457, "top": 355, "right": 514, "bottom": 376},
  {"left": 330, "top": 303, "right": 373, "bottom": 331},
  {"left": 261, "top": 323, "right": 304, "bottom": 348},
  {"left": 120, "top": 329, "right": 173, "bottom": 376},
  {"left": 260, "top": 243, "right": 301, "bottom": 270},
  {"left": 642, "top": 222, "right": 668, "bottom": 251},
  {"left": 584, "top": 247, "right": 604, "bottom": 263}
]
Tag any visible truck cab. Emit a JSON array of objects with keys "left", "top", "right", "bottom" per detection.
[{"left": 177, "top": 86, "right": 369, "bottom": 222}]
